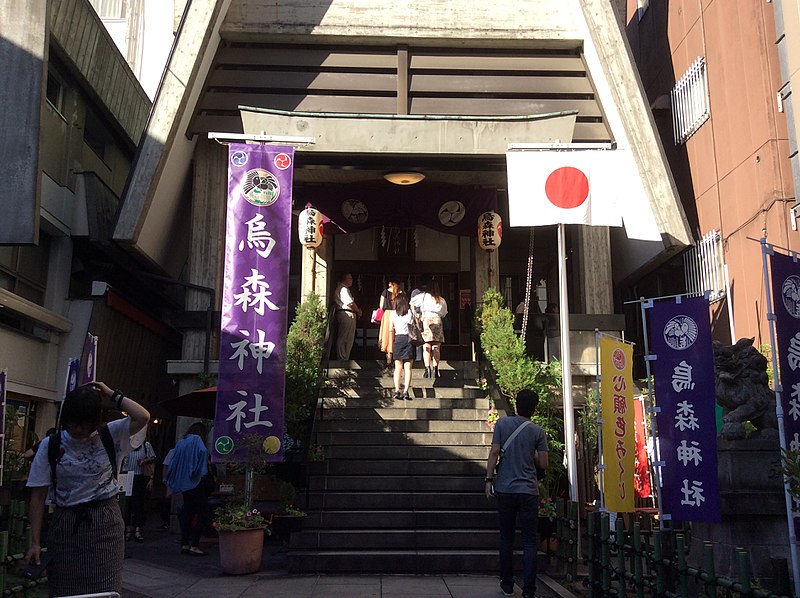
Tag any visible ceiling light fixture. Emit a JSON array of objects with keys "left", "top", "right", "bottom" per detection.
[{"left": 384, "top": 171, "right": 426, "bottom": 185}]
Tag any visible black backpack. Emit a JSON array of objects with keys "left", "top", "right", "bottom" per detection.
[{"left": 47, "top": 425, "right": 118, "bottom": 491}]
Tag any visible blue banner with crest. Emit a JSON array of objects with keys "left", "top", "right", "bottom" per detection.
[{"left": 647, "top": 295, "right": 720, "bottom": 522}]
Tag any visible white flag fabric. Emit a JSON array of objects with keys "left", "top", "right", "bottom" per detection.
[{"left": 506, "top": 149, "right": 661, "bottom": 241}]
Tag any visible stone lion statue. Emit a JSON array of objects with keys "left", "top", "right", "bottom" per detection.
[{"left": 713, "top": 337, "right": 778, "bottom": 440}]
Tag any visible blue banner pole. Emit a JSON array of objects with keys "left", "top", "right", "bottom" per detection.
[{"left": 761, "top": 237, "right": 800, "bottom": 595}]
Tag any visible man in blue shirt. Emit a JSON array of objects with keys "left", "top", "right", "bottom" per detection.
[{"left": 485, "top": 389, "right": 549, "bottom": 598}]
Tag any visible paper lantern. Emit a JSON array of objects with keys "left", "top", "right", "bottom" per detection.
[
  {"left": 299, "top": 207, "right": 323, "bottom": 248},
  {"left": 478, "top": 211, "right": 502, "bottom": 250}
]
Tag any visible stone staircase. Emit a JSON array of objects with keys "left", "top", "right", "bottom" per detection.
[{"left": 288, "top": 359, "right": 540, "bottom": 574}]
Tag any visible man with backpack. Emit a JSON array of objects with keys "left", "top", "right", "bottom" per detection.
[{"left": 485, "top": 389, "right": 549, "bottom": 598}]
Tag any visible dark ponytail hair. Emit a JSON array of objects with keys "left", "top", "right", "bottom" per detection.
[{"left": 394, "top": 293, "right": 410, "bottom": 316}]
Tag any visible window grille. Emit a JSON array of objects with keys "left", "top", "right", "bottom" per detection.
[
  {"left": 671, "top": 57, "right": 710, "bottom": 145},
  {"left": 684, "top": 230, "right": 726, "bottom": 303}
]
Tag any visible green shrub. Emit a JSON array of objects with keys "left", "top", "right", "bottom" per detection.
[
  {"left": 477, "top": 288, "right": 565, "bottom": 497},
  {"left": 285, "top": 292, "right": 328, "bottom": 440}
]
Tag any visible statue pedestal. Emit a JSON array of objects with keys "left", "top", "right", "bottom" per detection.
[{"left": 689, "top": 438, "right": 791, "bottom": 592}]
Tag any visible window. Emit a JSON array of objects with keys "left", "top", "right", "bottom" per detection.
[
  {"left": 684, "top": 230, "right": 726, "bottom": 303},
  {"left": 671, "top": 57, "right": 710, "bottom": 145},
  {"left": 0, "top": 235, "right": 50, "bottom": 306},
  {"left": 83, "top": 108, "right": 114, "bottom": 163},
  {"left": 89, "top": 0, "right": 125, "bottom": 18},
  {"left": 45, "top": 67, "right": 67, "bottom": 117}
]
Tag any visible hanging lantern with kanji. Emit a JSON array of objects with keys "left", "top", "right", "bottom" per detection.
[
  {"left": 298, "top": 207, "right": 324, "bottom": 248},
  {"left": 477, "top": 210, "right": 502, "bottom": 250}
]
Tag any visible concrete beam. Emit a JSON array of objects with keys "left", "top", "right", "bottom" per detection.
[
  {"left": 115, "top": 0, "right": 232, "bottom": 274},
  {"left": 578, "top": 0, "right": 693, "bottom": 280},
  {"left": 240, "top": 109, "right": 578, "bottom": 156},
  {"left": 222, "top": 0, "right": 582, "bottom": 45}
]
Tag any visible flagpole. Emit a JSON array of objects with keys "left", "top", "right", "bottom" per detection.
[
  {"left": 558, "top": 223, "right": 579, "bottom": 502},
  {"left": 760, "top": 238, "right": 800, "bottom": 594}
]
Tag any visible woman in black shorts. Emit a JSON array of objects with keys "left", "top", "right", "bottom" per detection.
[{"left": 391, "top": 293, "right": 414, "bottom": 400}]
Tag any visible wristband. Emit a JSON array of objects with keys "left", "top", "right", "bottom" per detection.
[{"left": 111, "top": 390, "right": 124, "bottom": 410}]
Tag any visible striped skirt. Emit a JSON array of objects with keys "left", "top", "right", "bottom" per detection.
[{"left": 47, "top": 497, "right": 124, "bottom": 596}]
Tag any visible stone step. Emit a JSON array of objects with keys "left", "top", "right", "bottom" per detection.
[
  {"left": 305, "top": 491, "right": 495, "bottom": 511},
  {"left": 321, "top": 380, "right": 476, "bottom": 396},
  {"left": 328, "top": 360, "right": 477, "bottom": 373},
  {"left": 320, "top": 407, "right": 488, "bottom": 421},
  {"left": 321, "top": 444, "right": 490, "bottom": 461},
  {"left": 321, "top": 396, "right": 489, "bottom": 409},
  {"left": 309, "top": 459, "right": 484, "bottom": 477},
  {"left": 307, "top": 475, "right": 487, "bottom": 493},
  {"left": 292, "top": 529, "right": 502, "bottom": 550},
  {"left": 315, "top": 431, "right": 493, "bottom": 446},
  {"left": 321, "top": 386, "right": 485, "bottom": 399},
  {"left": 316, "top": 418, "right": 490, "bottom": 433},
  {"left": 302, "top": 510, "right": 496, "bottom": 529},
  {"left": 287, "top": 549, "right": 547, "bottom": 574}
]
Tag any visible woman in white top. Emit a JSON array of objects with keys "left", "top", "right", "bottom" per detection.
[
  {"left": 411, "top": 281, "right": 448, "bottom": 378},
  {"left": 391, "top": 293, "right": 415, "bottom": 400},
  {"left": 24, "top": 382, "right": 150, "bottom": 595}
]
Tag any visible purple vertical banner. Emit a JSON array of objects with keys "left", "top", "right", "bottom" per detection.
[
  {"left": 648, "top": 296, "right": 720, "bottom": 522},
  {"left": 65, "top": 357, "right": 81, "bottom": 397},
  {"left": 769, "top": 251, "right": 800, "bottom": 535},
  {"left": 81, "top": 334, "right": 98, "bottom": 385},
  {"left": 212, "top": 144, "right": 294, "bottom": 464}
]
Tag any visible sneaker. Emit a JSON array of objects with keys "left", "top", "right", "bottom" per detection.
[
  {"left": 401, "top": 390, "right": 410, "bottom": 401},
  {"left": 500, "top": 583, "right": 514, "bottom": 597},
  {"left": 393, "top": 390, "right": 401, "bottom": 400}
]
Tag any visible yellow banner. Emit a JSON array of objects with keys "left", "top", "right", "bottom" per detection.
[{"left": 600, "top": 337, "right": 635, "bottom": 512}]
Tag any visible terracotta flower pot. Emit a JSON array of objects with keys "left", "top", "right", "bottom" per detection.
[{"left": 217, "top": 527, "right": 265, "bottom": 575}]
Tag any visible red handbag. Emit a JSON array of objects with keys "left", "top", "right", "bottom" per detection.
[{"left": 371, "top": 308, "right": 385, "bottom": 323}]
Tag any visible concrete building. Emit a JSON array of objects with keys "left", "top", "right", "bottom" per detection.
[
  {"left": 623, "top": 0, "right": 797, "bottom": 346},
  {"left": 115, "top": 0, "right": 692, "bottom": 409},
  {"left": 0, "top": 0, "right": 177, "bottom": 475}
]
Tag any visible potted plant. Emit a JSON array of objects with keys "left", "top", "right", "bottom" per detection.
[
  {"left": 213, "top": 503, "right": 268, "bottom": 575},
  {"left": 268, "top": 481, "right": 306, "bottom": 545}
]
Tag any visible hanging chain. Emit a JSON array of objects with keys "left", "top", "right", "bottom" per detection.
[{"left": 521, "top": 228, "right": 535, "bottom": 340}]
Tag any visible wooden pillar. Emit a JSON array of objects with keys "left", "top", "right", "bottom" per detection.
[
  {"left": 576, "top": 226, "right": 613, "bottom": 314},
  {"left": 183, "top": 138, "right": 226, "bottom": 363},
  {"left": 474, "top": 242, "right": 500, "bottom": 304},
  {"left": 300, "top": 235, "right": 333, "bottom": 305}
]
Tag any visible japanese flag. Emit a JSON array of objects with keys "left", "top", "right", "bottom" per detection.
[{"left": 506, "top": 149, "right": 661, "bottom": 240}]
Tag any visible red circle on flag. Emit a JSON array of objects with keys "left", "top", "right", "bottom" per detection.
[{"left": 545, "top": 167, "right": 589, "bottom": 209}]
